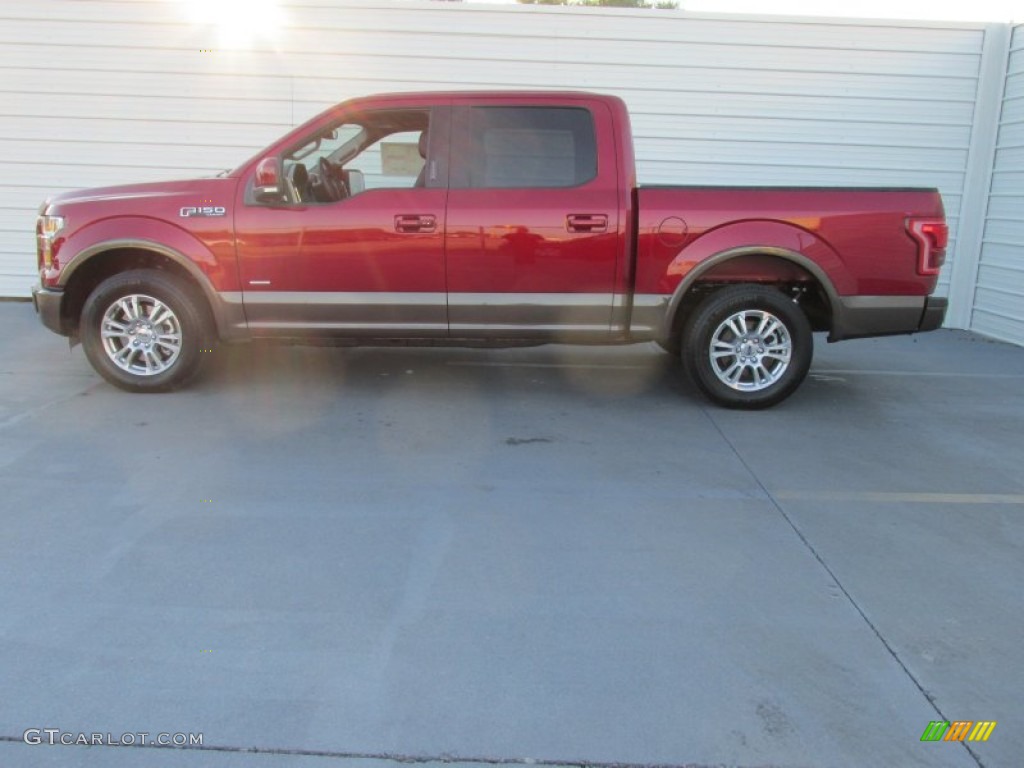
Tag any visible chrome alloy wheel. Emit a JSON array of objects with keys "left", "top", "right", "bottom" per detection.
[
  {"left": 100, "top": 294, "right": 183, "bottom": 376},
  {"left": 709, "top": 309, "right": 792, "bottom": 392}
]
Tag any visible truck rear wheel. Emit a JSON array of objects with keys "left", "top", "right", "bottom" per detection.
[
  {"left": 80, "top": 269, "right": 211, "bottom": 392},
  {"left": 681, "top": 285, "right": 812, "bottom": 409}
]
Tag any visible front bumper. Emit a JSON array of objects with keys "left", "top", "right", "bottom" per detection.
[{"left": 31, "top": 285, "right": 66, "bottom": 336}]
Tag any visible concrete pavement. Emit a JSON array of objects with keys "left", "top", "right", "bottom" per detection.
[{"left": 0, "top": 301, "right": 1020, "bottom": 767}]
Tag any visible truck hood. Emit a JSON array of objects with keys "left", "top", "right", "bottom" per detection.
[{"left": 41, "top": 177, "right": 238, "bottom": 214}]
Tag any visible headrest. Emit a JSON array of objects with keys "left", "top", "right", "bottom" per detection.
[{"left": 418, "top": 131, "right": 428, "bottom": 159}]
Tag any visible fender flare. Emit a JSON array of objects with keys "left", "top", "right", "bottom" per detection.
[
  {"left": 58, "top": 236, "right": 245, "bottom": 340},
  {"left": 659, "top": 245, "right": 842, "bottom": 340}
]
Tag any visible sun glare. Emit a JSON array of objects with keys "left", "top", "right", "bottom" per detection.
[{"left": 183, "top": 0, "right": 285, "bottom": 49}]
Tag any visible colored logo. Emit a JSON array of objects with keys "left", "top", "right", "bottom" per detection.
[{"left": 920, "top": 721, "right": 996, "bottom": 742}]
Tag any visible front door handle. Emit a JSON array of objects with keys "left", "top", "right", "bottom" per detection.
[
  {"left": 566, "top": 214, "right": 608, "bottom": 233},
  {"left": 395, "top": 214, "right": 437, "bottom": 233}
]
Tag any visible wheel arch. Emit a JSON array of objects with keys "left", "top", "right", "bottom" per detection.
[
  {"left": 57, "top": 239, "right": 240, "bottom": 340},
  {"left": 659, "top": 246, "right": 840, "bottom": 343}
]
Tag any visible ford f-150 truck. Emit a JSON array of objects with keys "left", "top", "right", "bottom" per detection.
[{"left": 32, "top": 91, "right": 948, "bottom": 408}]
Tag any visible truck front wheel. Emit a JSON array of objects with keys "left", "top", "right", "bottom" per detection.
[
  {"left": 681, "top": 285, "right": 812, "bottom": 409},
  {"left": 80, "top": 269, "right": 211, "bottom": 392}
]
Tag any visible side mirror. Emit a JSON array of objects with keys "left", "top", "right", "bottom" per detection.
[
  {"left": 347, "top": 169, "right": 365, "bottom": 196},
  {"left": 254, "top": 157, "right": 283, "bottom": 202}
]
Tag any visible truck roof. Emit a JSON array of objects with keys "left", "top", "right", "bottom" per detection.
[{"left": 349, "top": 90, "right": 616, "bottom": 101}]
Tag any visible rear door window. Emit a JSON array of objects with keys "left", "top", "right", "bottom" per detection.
[{"left": 460, "top": 107, "right": 597, "bottom": 189}]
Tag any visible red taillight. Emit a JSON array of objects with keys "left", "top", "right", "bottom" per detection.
[{"left": 907, "top": 218, "right": 948, "bottom": 276}]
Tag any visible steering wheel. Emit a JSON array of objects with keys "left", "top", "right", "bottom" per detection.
[{"left": 318, "top": 157, "right": 348, "bottom": 202}]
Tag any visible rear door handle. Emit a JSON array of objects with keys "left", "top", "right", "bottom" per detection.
[
  {"left": 566, "top": 214, "right": 608, "bottom": 233},
  {"left": 395, "top": 214, "right": 437, "bottom": 233}
]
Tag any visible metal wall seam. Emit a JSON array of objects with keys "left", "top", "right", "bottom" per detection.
[
  {"left": 946, "top": 23, "right": 1013, "bottom": 327},
  {"left": 972, "top": 24, "right": 1024, "bottom": 344}
]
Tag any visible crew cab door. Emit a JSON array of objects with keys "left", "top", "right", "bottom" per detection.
[
  {"left": 445, "top": 99, "right": 621, "bottom": 339},
  {"left": 234, "top": 106, "right": 449, "bottom": 336}
]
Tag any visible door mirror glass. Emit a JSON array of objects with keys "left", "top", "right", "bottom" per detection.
[{"left": 346, "top": 169, "right": 365, "bottom": 195}]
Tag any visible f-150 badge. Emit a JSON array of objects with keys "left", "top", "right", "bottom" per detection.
[{"left": 180, "top": 206, "right": 226, "bottom": 217}]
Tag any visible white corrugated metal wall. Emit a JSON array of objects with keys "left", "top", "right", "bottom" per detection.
[
  {"left": 973, "top": 24, "right": 1024, "bottom": 345},
  {"left": 0, "top": 0, "right": 1017, "bottom": 342}
]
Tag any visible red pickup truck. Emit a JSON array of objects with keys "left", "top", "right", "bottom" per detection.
[{"left": 32, "top": 91, "right": 947, "bottom": 408}]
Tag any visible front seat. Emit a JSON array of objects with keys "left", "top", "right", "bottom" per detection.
[
  {"left": 413, "top": 131, "right": 428, "bottom": 187},
  {"left": 289, "top": 163, "right": 308, "bottom": 203}
]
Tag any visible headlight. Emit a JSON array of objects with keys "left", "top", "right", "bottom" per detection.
[{"left": 36, "top": 215, "right": 64, "bottom": 268}]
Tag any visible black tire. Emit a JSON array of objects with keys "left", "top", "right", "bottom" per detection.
[
  {"left": 80, "top": 269, "right": 212, "bottom": 392},
  {"left": 681, "top": 284, "right": 812, "bottom": 409}
]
